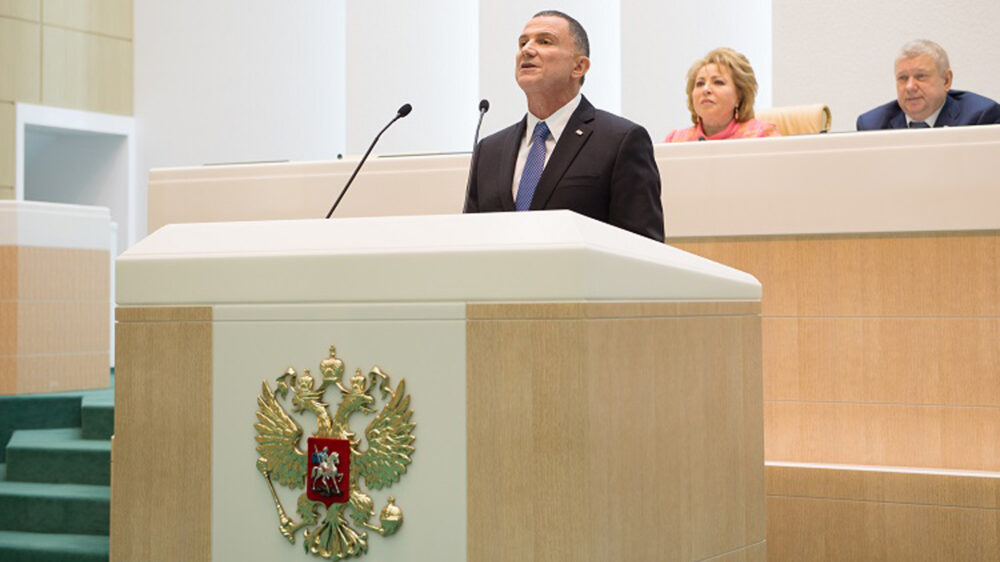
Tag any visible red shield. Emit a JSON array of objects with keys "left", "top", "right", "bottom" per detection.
[{"left": 306, "top": 437, "right": 351, "bottom": 506}]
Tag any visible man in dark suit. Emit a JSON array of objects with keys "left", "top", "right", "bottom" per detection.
[
  {"left": 464, "top": 10, "right": 664, "bottom": 242},
  {"left": 857, "top": 39, "right": 1000, "bottom": 130}
]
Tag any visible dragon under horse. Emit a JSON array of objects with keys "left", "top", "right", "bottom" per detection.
[{"left": 255, "top": 345, "right": 415, "bottom": 559}]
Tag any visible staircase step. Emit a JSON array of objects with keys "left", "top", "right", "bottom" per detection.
[
  {"left": 0, "top": 530, "right": 109, "bottom": 562},
  {"left": 5, "top": 429, "right": 110, "bottom": 485},
  {"left": 81, "top": 395, "right": 114, "bottom": 440},
  {"left": 0, "top": 396, "right": 82, "bottom": 464},
  {"left": 0, "top": 480, "right": 109, "bottom": 535}
]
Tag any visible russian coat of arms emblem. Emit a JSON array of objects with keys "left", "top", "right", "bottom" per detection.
[{"left": 254, "top": 345, "right": 415, "bottom": 559}]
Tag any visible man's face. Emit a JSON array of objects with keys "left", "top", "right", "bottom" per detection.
[
  {"left": 515, "top": 16, "right": 588, "bottom": 96},
  {"left": 895, "top": 54, "right": 952, "bottom": 122}
]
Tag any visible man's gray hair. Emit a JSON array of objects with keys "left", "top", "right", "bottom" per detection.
[{"left": 897, "top": 39, "right": 950, "bottom": 76}]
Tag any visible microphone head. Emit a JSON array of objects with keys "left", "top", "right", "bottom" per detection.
[
  {"left": 397, "top": 103, "right": 412, "bottom": 117},
  {"left": 479, "top": 99, "right": 490, "bottom": 112}
]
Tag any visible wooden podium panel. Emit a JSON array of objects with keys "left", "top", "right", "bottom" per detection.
[{"left": 111, "top": 213, "right": 764, "bottom": 561}]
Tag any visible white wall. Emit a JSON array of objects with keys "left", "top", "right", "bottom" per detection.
[
  {"left": 622, "top": 0, "right": 772, "bottom": 141},
  {"left": 344, "top": 2, "right": 478, "bottom": 155},
  {"left": 773, "top": 0, "right": 1000, "bottom": 131},
  {"left": 133, "top": 0, "right": 346, "bottom": 236}
]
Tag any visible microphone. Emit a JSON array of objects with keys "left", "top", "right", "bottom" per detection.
[
  {"left": 464, "top": 99, "right": 490, "bottom": 212},
  {"left": 325, "top": 103, "right": 412, "bottom": 218},
  {"left": 472, "top": 99, "right": 490, "bottom": 149}
]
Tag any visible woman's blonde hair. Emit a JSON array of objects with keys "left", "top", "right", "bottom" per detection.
[{"left": 685, "top": 47, "right": 758, "bottom": 125}]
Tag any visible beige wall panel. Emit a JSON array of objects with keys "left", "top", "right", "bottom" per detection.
[
  {"left": 0, "top": 1, "right": 39, "bottom": 21},
  {"left": 14, "top": 300, "right": 108, "bottom": 354},
  {"left": 466, "top": 300, "right": 760, "bottom": 320},
  {"left": 0, "top": 186, "right": 12, "bottom": 199},
  {"left": 765, "top": 402, "right": 1000, "bottom": 470},
  {"left": 706, "top": 542, "right": 766, "bottom": 562},
  {"left": 13, "top": 352, "right": 107, "bottom": 393},
  {"left": 115, "top": 306, "right": 212, "bottom": 323},
  {"left": 111, "top": 307, "right": 212, "bottom": 562},
  {"left": 0, "top": 356, "right": 14, "bottom": 393},
  {"left": 767, "top": 465, "right": 1000, "bottom": 509},
  {"left": 0, "top": 300, "right": 14, "bottom": 356},
  {"left": 42, "top": 26, "right": 131, "bottom": 114},
  {"left": 467, "top": 304, "right": 764, "bottom": 562},
  {"left": 0, "top": 245, "right": 15, "bottom": 300},
  {"left": 1, "top": 102, "right": 14, "bottom": 185},
  {"left": 17, "top": 247, "right": 109, "bottom": 300},
  {"left": 0, "top": 18, "right": 40, "bottom": 103},
  {"left": 763, "top": 318, "right": 1000, "bottom": 405},
  {"left": 43, "top": 0, "right": 131, "bottom": 38},
  {"left": 767, "top": 495, "right": 1000, "bottom": 562},
  {"left": 672, "top": 232, "right": 1000, "bottom": 317}
]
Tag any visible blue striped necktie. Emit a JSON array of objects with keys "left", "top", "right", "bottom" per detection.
[{"left": 515, "top": 121, "right": 550, "bottom": 211}]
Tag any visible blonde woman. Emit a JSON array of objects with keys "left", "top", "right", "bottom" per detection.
[{"left": 665, "top": 47, "right": 779, "bottom": 141}]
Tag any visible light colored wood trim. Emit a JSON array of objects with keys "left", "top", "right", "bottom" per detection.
[
  {"left": 111, "top": 306, "right": 212, "bottom": 561},
  {"left": 706, "top": 542, "right": 767, "bottom": 562},
  {"left": 5, "top": 300, "right": 108, "bottom": 354},
  {"left": 0, "top": 102, "right": 14, "bottom": 185},
  {"left": 10, "top": 352, "right": 107, "bottom": 393},
  {"left": 765, "top": 401, "right": 1000, "bottom": 470},
  {"left": 15, "top": 246, "right": 109, "bottom": 300},
  {"left": 767, "top": 464, "right": 1000, "bottom": 509},
  {"left": 0, "top": 245, "right": 15, "bottom": 301},
  {"left": 766, "top": 494, "right": 1000, "bottom": 561},
  {"left": 763, "top": 317, "right": 1000, "bottom": 405},
  {"left": 672, "top": 232, "right": 1000, "bottom": 317},
  {"left": 0, "top": 17, "right": 40, "bottom": 103},
  {"left": 41, "top": 25, "right": 132, "bottom": 115},
  {"left": 0, "top": 1, "right": 40, "bottom": 21},
  {"left": 42, "top": 0, "right": 132, "bottom": 39},
  {"left": 467, "top": 302, "right": 764, "bottom": 561},
  {"left": 116, "top": 305, "right": 212, "bottom": 323},
  {"left": 467, "top": 300, "right": 760, "bottom": 320}
]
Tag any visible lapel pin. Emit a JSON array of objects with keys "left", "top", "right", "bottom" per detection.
[{"left": 575, "top": 129, "right": 583, "bottom": 136}]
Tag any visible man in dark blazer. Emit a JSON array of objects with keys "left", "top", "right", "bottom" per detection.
[
  {"left": 857, "top": 39, "right": 1000, "bottom": 130},
  {"left": 464, "top": 10, "right": 664, "bottom": 242}
]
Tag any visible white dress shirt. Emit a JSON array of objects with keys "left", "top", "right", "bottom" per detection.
[
  {"left": 906, "top": 104, "right": 943, "bottom": 128},
  {"left": 511, "top": 93, "right": 583, "bottom": 201}
]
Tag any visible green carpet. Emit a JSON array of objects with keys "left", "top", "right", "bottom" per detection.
[{"left": 0, "top": 370, "right": 113, "bottom": 560}]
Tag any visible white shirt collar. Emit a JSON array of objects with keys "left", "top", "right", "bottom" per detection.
[
  {"left": 907, "top": 104, "right": 944, "bottom": 128},
  {"left": 524, "top": 93, "right": 582, "bottom": 144}
]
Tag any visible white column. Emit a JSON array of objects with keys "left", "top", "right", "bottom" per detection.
[{"left": 344, "top": 1, "right": 479, "bottom": 155}]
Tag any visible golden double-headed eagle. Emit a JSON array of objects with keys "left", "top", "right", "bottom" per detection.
[{"left": 254, "top": 345, "right": 415, "bottom": 559}]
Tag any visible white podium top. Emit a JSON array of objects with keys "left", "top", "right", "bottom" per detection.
[
  {"left": 0, "top": 201, "right": 111, "bottom": 250},
  {"left": 116, "top": 211, "right": 760, "bottom": 305}
]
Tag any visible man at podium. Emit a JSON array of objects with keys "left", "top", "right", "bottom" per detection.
[{"left": 464, "top": 10, "right": 665, "bottom": 242}]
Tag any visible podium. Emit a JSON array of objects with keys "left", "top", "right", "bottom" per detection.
[{"left": 111, "top": 211, "right": 764, "bottom": 561}]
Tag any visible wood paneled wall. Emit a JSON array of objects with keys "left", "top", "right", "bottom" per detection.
[
  {"left": 673, "top": 231, "right": 1000, "bottom": 470},
  {"left": 0, "top": 245, "right": 109, "bottom": 394},
  {"left": 0, "top": 0, "right": 132, "bottom": 199},
  {"left": 673, "top": 231, "right": 1000, "bottom": 561},
  {"left": 466, "top": 301, "right": 765, "bottom": 562}
]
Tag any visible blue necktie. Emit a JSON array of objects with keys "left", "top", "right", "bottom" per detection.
[
  {"left": 909, "top": 121, "right": 930, "bottom": 128},
  {"left": 515, "top": 121, "right": 549, "bottom": 211}
]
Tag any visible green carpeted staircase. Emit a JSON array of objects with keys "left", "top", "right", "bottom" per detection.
[{"left": 0, "top": 378, "right": 113, "bottom": 561}]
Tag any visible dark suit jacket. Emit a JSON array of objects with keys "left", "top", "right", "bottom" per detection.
[
  {"left": 464, "top": 96, "right": 665, "bottom": 242},
  {"left": 856, "top": 89, "right": 1000, "bottom": 130}
]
